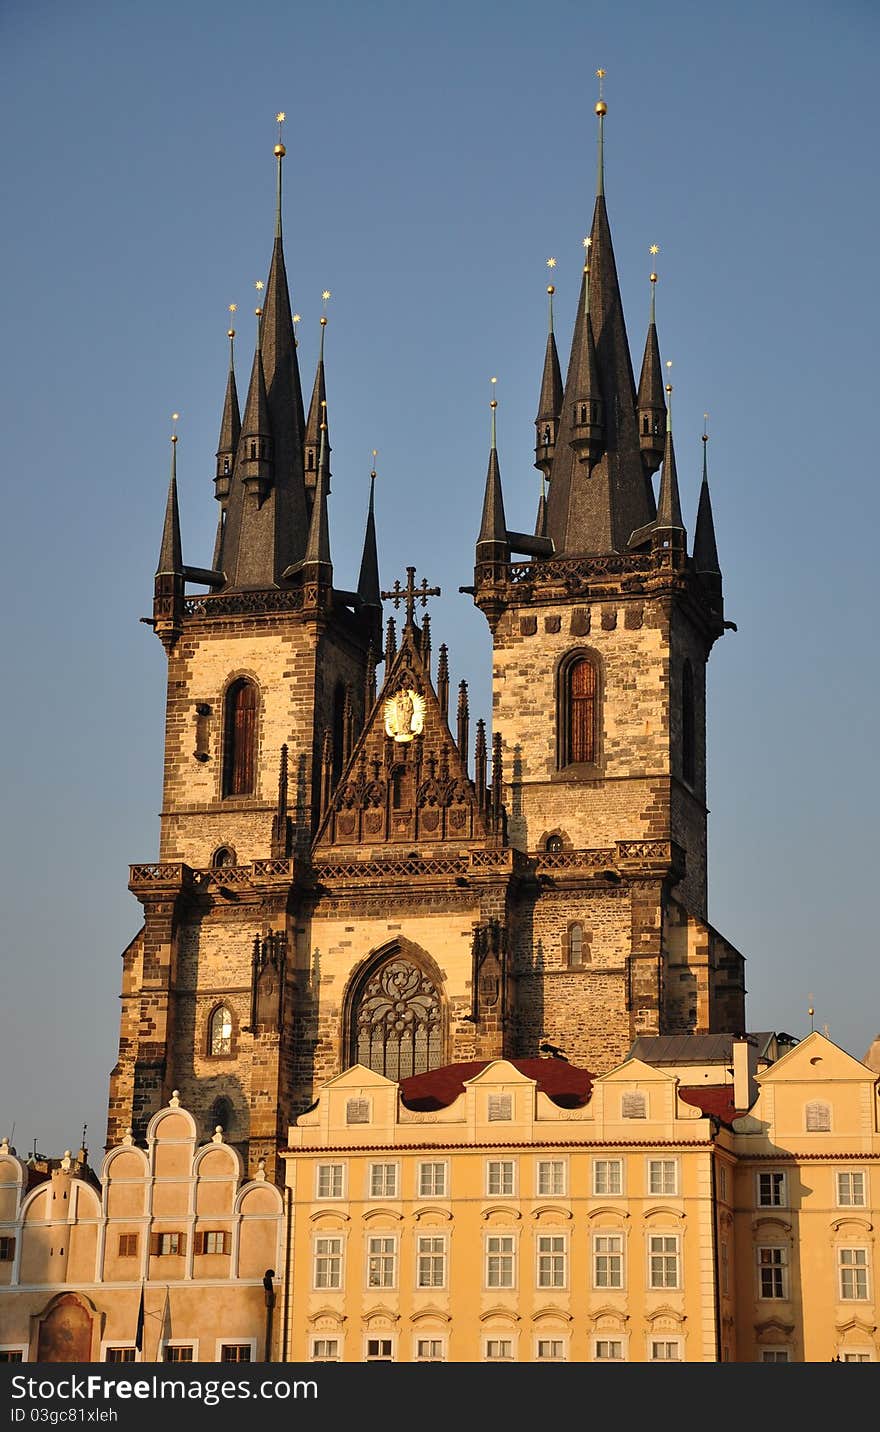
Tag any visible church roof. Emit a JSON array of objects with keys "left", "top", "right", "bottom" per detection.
[{"left": 399, "top": 1058, "right": 594, "bottom": 1111}]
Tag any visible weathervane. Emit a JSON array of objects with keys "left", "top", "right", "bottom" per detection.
[{"left": 381, "top": 566, "right": 441, "bottom": 628}]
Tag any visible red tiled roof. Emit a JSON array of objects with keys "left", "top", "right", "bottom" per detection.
[
  {"left": 678, "top": 1085, "right": 744, "bottom": 1127},
  {"left": 399, "top": 1058, "right": 594, "bottom": 1111}
]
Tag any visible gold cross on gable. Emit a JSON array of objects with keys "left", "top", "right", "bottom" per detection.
[{"left": 380, "top": 566, "right": 441, "bottom": 627}]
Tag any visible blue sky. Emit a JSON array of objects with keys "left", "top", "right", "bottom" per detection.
[{"left": 1, "top": 0, "right": 878, "bottom": 1155}]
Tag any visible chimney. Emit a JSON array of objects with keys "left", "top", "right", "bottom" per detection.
[{"left": 732, "top": 1037, "right": 753, "bottom": 1111}]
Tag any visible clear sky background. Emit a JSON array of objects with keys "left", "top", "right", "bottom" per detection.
[{"left": 1, "top": 0, "right": 878, "bottom": 1158}]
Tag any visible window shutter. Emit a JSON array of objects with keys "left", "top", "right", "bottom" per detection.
[
  {"left": 194, "top": 1232, "right": 204, "bottom": 1256},
  {"left": 150, "top": 1233, "right": 160, "bottom": 1257},
  {"left": 568, "top": 659, "right": 596, "bottom": 763}
]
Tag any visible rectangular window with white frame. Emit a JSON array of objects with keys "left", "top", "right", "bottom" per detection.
[
  {"left": 841, "top": 1351, "right": 873, "bottom": 1362},
  {"left": 837, "top": 1171, "right": 867, "bottom": 1208},
  {"left": 102, "top": 1346, "right": 138, "bottom": 1363},
  {"left": 418, "top": 1161, "right": 448, "bottom": 1199},
  {"left": 315, "top": 1163, "right": 345, "bottom": 1200},
  {"left": 484, "top": 1338, "right": 515, "bottom": 1361},
  {"left": 218, "top": 1342, "right": 254, "bottom": 1363},
  {"left": 592, "top": 1159, "right": 623, "bottom": 1196},
  {"left": 416, "top": 1235, "right": 447, "bottom": 1289},
  {"left": 593, "top": 1233, "right": 624, "bottom": 1289},
  {"left": 536, "top": 1234, "right": 567, "bottom": 1289},
  {"left": 649, "top": 1339, "right": 683, "bottom": 1362},
  {"left": 593, "top": 1338, "right": 626, "bottom": 1361},
  {"left": 367, "top": 1236, "right": 397, "bottom": 1290},
  {"left": 535, "top": 1338, "right": 567, "bottom": 1361},
  {"left": 313, "top": 1236, "right": 343, "bottom": 1290},
  {"left": 486, "top": 1160, "right": 516, "bottom": 1196},
  {"left": 757, "top": 1246, "right": 787, "bottom": 1300},
  {"left": 647, "top": 1159, "right": 679, "bottom": 1197},
  {"left": 648, "top": 1234, "right": 681, "bottom": 1290},
  {"left": 536, "top": 1159, "right": 566, "bottom": 1197},
  {"left": 485, "top": 1235, "right": 516, "bottom": 1289},
  {"left": 838, "top": 1247, "right": 870, "bottom": 1301},
  {"left": 756, "top": 1170, "right": 787, "bottom": 1208},
  {"left": 368, "top": 1163, "right": 398, "bottom": 1199},
  {"left": 760, "top": 1348, "right": 791, "bottom": 1363},
  {"left": 364, "top": 1338, "right": 394, "bottom": 1361},
  {"left": 163, "top": 1343, "right": 196, "bottom": 1363},
  {"left": 309, "top": 1338, "right": 341, "bottom": 1361},
  {"left": 414, "top": 1338, "right": 446, "bottom": 1361},
  {"left": 0, "top": 1349, "right": 26, "bottom": 1363}
]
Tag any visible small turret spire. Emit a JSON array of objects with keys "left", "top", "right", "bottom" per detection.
[
  {"left": 568, "top": 239, "right": 604, "bottom": 465},
  {"left": 357, "top": 456, "right": 381, "bottom": 637},
  {"left": 304, "top": 293, "right": 331, "bottom": 493},
  {"left": 214, "top": 308, "right": 241, "bottom": 503},
  {"left": 477, "top": 379, "right": 508, "bottom": 551},
  {"left": 653, "top": 368, "right": 686, "bottom": 550},
  {"left": 637, "top": 248, "right": 667, "bottom": 476},
  {"left": 157, "top": 418, "right": 183, "bottom": 576},
  {"left": 534, "top": 260, "right": 564, "bottom": 478},
  {"left": 153, "top": 417, "right": 184, "bottom": 650},
  {"left": 694, "top": 419, "right": 721, "bottom": 579},
  {"left": 303, "top": 405, "right": 332, "bottom": 568},
  {"left": 237, "top": 298, "right": 274, "bottom": 505}
]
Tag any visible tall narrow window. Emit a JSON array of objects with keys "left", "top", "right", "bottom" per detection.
[
  {"left": 208, "top": 1005, "right": 233, "bottom": 1057},
  {"left": 223, "top": 679, "right": 257, "bottom": 797},
  {"left": 568, "top": 658, "right": 596, "bottom": 764},
  {"left": 682, "top": 660, "right": 695, "bottom": 786}
]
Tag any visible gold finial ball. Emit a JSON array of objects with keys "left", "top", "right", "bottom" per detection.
[
  {"left": 227, "top": 327, "right": 236, "bottom": 338},
  {"left": 171, "top": 434, "right": 178, "bottom": 444},
  {"left": 255, "top": 306, "right": 263, "bottom": 317},
  {"left": 490, "top": 399, "right": 498, "bottom": 409},
  {"left": 665, "top": 383, "right": 673, "bottom": 394},
  {"left": 650, "top": 272, "right": 658, "bottom": 283},
  {"left": 320, "top": 315, "right": 328, "bottom": 326},
  {"left": 702, "top": 432, "right": 709, "bottom": 443},
  {"left": 274, "top": 142, "right": 286, "bottom": 157},
  {"left": 595, "top": 100, "right": 607, "bottom": 116},
  {"left": 547, "top": 284, "right": 555, "bottom": 295}
]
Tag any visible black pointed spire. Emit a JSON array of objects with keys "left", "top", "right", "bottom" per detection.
[
  {"left": 153, "top": 425, "right": 184, "bottom": 649},
  {"left": 544, "top": 76, "right": 655, "bottom": 554},
  {"left": 694, "top": 428, "right": 721, "bottom": 581},
  {"left": 637, "top": 264, "right": 667, "bottom": 476},
  {"left": 357, "top": 464, "right": 381, "bottom": 632},
  {"left": 304, "top": 306, "right": 330, "bottom": 498},
  {"left": 652, "top": 381, "right": 686, "bottom": 555},
  {"left": 215, "top": 322, "right": 241, "bottom": 502},
  {"left": 302, "top": 408, "right": 332, "bottom": 571},
  {"left": 568, "top": 246, "right": 604, "bottom": 466},
  {"left": 534, "top": 276, "right": 564, "bottom": 476},
  {"left": 476, "top": 385, "right": 509, "bottom": 558},
  {"left": 218, "top": 125, "right": 309, "bottom": 589},
  {"left": 238, "top": 306, "right": 274, "bottom": 506}
]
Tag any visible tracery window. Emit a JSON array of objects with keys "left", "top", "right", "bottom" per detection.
[
  {"left": 208, "top": 1005, "right": 233, "bottom": 1057},
  {"left": 351, "top": 956, "right": 443, "bottom": 1080},
  {"left": 222, "top": 679, "right": 258, "bottom": 797}
]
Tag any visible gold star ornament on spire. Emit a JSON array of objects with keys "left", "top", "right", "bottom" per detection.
[
  {"left": 595, "top": 67, "right": 607, "bottom": 116},
  {"left": 255, "top": 280, "right": 264, "bottom": 292},
  {"left": 546, "top": 256, "right": 557, "bottom": 268}
]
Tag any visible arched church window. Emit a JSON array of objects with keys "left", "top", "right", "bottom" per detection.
[
  {"left": 350, "top": 956, "right": 443, "bottom": 1081},
  {"left": 546, "top": 834, "right": 563, "bottom": 853},
  {"left": 222, "top": 679, "right": 258, "bottom": 797},
  {"left": 208, "top": 1005, "right": 233, "bottom": 1057},
  {"left": 682, "top": 659, "right": 696, "bottom": 787},
  {"left": 558, "top": 654, "right": 597, "bottom": 767},
  {"left": 212, "top": 845, "right": 237, "bottom": 869}
]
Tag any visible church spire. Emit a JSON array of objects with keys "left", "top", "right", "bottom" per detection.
[
  {"left": 694, "top": 422, "right": 721, "bottom": 588},
  {"left": 534, "top": 267, "right": 564, "bottom": 478},
  {"left": 637, "top": 255, "right": 666, "bottom": 476},
  {"left": 214, "top": 314, "right": 241, "bottom": 503},
  {"left": 357, "top": 459, "right": 381, "bottom": 639},
  {"left": 544, "top": 72, "right": 655, "bottom": 554},
  {"left": 218, "top": 118, "right": 309, "bottom": 589},
  {"left": 568, "top": 239, "right": 604, "bottom": 466},
  {"left": 652, "top": 374, "right": 686, "bottom": 554},
  {"left": 303, "top": 407, "right": 332, "bottom": 568},
  {"left": 238, "top": 302, "right": 274, "bottom": 505},
  {"left": 304, "top": 295, "right": 331, "bottom": 498},
  {"left": 153, "top": 419, "right": 184, "bottom": 649},
  {"left": 476, "top": 381, "right": 509, "bottom": 557}
]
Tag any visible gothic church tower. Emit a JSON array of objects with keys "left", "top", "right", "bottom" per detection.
[{"left": 109, "top": 99, "right": 745, "bottom": 1183}]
